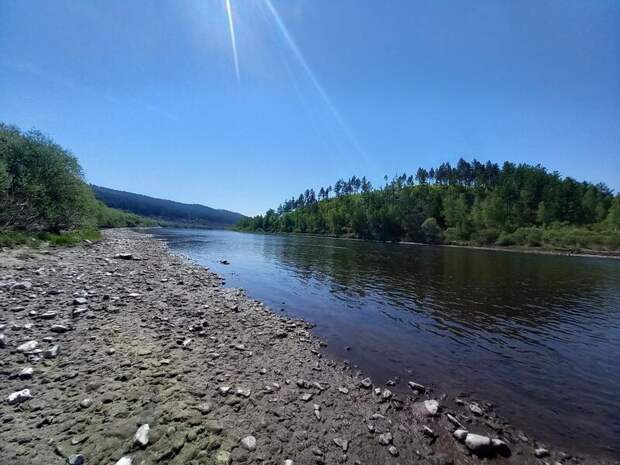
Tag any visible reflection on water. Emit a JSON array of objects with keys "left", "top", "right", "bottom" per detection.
[{"left": 152, "top": 228, "right": 620, "bottom": 458}]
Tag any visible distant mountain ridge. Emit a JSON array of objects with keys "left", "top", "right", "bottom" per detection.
[{"left": 91, "top": 185, "right": 245, "bottom": 228}]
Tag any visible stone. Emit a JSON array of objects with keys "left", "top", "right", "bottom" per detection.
[
  {"left": 240, "top": 435, "right": 256, "bottom": 451},
  {"left": 40, "top": 311, "right": 58, "bottom": 320},
  {"left": 535, "top": 448, "right": 550, "bottom": 458},
  {"left": 388, "top": 446, "right": 399, "bottom": 456},
  {"left": 424, "top": 399, "right": 439, "bottom": 415},
  {"left": 19, "top": 367, "right": 34, "bottom": 380},
  {"left": 300, "top": 393, "right": 313, "bottom": 402},
  {"left": 80, "top": 398, "right": 93, "bottom": 408},
  {"left": 381, "top": 389, "right": 392, "bottom": 400},
  {"left": 134, "top": 424, "right": 150, "bottom": 447},
  {"left": 408, "top": 381, "right": 426, "bottom": 392},
  {"left": 338, "top": 387, "right": 349, "bottom": 394},
  {"left": 68, "top": 454, "right": 85, "bottom": 465},
  {"left": 115, "top": 457, "right": 132, "bottom": 465},
  {"left": 73, "top": 297, "right": 88, "bottom": 305},
  {"left": 333, "top": 438, "right": 348, "bottom": 452},
  {"left": 464, "top": 433, "right": 492, "bottom": 453},
  {"left": 50, "top": 324, "right": 70, "bottom": 333},
  {"left": 11, "top": 281, "right": 32, "bottom": 290},
  {"left": 0, "top": 334, "right": 6, "bottom": 348},
  {"left": 284, "top": 460, "right": 294, "bottom": 465},
  {"left": 469, "top": 403, "right": 484, "bottom": 416},
  {"left": 44, "top": 345, "right": 59, "bottom": 358},
  {"left": 378, "top": 432, "right": 393, "bottom": 445},
  {"left": 17, "top": 340, "right": 38, "bottom": 353},
  {"left": 215, "top": 450, "right": 231, "bottom": 465},
  {"left": 491, "top": 438, "right": 511, "bottom": 456},
  {"left": 360, "top": 377, "right": 372, "bottom": 389},
  {"left": 114, "top": 253, "right": 134, "bottom": 260},
  {"left": 7, "top": 389, "right": 32, "bottom": 405},
  {"left": 453, "top": 429, "right": 468, "bottom": 442}
]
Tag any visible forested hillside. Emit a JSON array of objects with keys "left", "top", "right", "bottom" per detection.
[
  {"left": 237, "top": 159, "right": 620, "bottom": 252},
  {"left": 0, "top": 123, "right": 152, "bottom": 246},
  {"left": 92, "top": 186, "right": 244, "bottom": 228}
]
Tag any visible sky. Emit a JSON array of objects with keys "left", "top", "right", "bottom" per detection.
[{"left": 1, "top": 0, "right": 619, "bottom": 216}]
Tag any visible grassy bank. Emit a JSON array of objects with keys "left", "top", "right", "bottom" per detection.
[{"left": 0, "top": 228, "right": 103, "bottom": 248}]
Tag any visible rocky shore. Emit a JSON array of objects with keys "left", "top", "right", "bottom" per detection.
[{"left": 0, "top": 229, "right": 614, "bottom": 465}]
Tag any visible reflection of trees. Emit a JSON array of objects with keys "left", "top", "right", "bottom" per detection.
[{"left": 258, "top": 234, "right": 620, "bottom": 342}]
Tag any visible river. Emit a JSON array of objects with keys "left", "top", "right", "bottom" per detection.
[{"left": 151, "top": 228, "right": 620, "bottom": 459}]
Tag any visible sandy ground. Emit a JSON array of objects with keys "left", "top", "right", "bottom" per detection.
[{"left": 0, "top": 229, "right": 613, "bottom": 465}]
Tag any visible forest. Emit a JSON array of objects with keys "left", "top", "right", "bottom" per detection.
[
  {"left": 92, "top": 185, "right": 244, "bottom": 228},
  {"left": 237, "top": 159, "right": 620, "bottom": 252},
  {"left": 0, "top": 123, "right": 151, "bottom": 246}
]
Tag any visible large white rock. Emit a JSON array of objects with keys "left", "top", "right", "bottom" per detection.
[
  {"left": 115, "top": 457, "right": 132, "bottom": 465},
  {"left": 465, "top": 433, "right": 492, "bottom": 452},
  {"left": 424, "top": 399, "right": 439, "bottom": 415},
  {"left": 241, "top": 435, "right": 257, "bottom": 451},
  {"left": 7, "top": 389, "right": 32, "bottom": 405},
  {"left": 17, "top": 340, "right": 38, "bottom": 352},
  {"left": 134, "top": 424, "right": 150, "bottom": 447}
]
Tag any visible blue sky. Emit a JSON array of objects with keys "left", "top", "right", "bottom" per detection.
[{"left": 1, "top": 0, "right": 619, "bottom": 216}]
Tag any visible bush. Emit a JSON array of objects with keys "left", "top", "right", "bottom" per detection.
[
  {"left": 471, "top": 227, "right": 500, "bottom": 245},
  {"left": 420, "top": 217, "right": 442, "bottom": 243},
  {"left": 495, "top": 232, "right": 516, "bottom": 246}
]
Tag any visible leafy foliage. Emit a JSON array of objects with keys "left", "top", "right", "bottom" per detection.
[
  {"left": 0, "top": 123, "right": 152, "bottom": 239},
  {"left": 238, "top": 158, "right": 620, "bottom": 252}
]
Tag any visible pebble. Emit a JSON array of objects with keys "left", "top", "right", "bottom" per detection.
[
  {"left": 7, "top": 389, "right": 33, "bottom": 405},
  {"left": 50, "top": 324, "right": 70, "bottom": 333},
  {"left": 423, "top": 399, "right": 439, "bottom": 415},
  {"left": 464, "top": 433, "right": 492, "bottom": 453},
  {"left": 360, "top": 377, "right": 372, "bottom": 389},
  {"left": 469, "top": 403, "right": 484, "bottom": 416},
  {"left": 44, "top": 345, "right": 59, "bottom": 358},
  {"left": 535, "top": 447, "right": 550, "bottom": 458},
  {"left": 241, "top": 435, "right": 257, "bottom": 451},
  {"left": 388, "top": 445, "right": 399, "bottom": 456},
  {"left": 19, "top": 367, "right": 34, "bottom": 380},
  {"left": 333, "top": 438, "right": 349, "bottom": 452},
  {"left": 114, "top": 457, "right": 132, "bottom": 465},
  {"left": 378, "top": 432, "right": 393, "bottom": 445},
  {"left": 408, "top": 381, "right": 426, "bottom": 392},
  {"left": 453, "top": 429, "right": 468, "bottom": 442},
  {"left": 215, "top": 450, "right": 231, "bottom": 465},
  {"left": 17, "top": 340, "right": 38, "bottom": 353},
  {"left": 134, "top": 424, "right": 150, "bottom": 447},
  {"left": 79, "top": 398, "right": 93, "bottom": 408},
  {"left": 68, "top": 454, "right": 85, "bottom": 465},
  {"left": 0, "top": 334, "right": 6, "bottom": 348}
]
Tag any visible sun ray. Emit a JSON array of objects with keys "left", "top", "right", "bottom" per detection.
[
  {"left": 225, "top": 0, "right": 240, "bottom": 83},
  {"left": 263, "top": 0, "right": 365, "bottom": 158}
]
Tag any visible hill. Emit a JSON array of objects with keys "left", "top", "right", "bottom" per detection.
[
  {"left": 237, "top": 159, "right": 620, "bottom": 252},
  {"left": 92, "top": 185, "right": 244, "bottom": 228}
]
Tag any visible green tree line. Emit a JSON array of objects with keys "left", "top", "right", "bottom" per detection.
[
  {"left": 0, "top": 123, "right": 151, "bottom": 245},
  {"left": 238, "top": 159, "right": 620, "bottom": 251}
]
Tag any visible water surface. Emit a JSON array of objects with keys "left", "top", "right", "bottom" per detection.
[{"left": 152, "top": 228, "right": 620, "bottom": 458}]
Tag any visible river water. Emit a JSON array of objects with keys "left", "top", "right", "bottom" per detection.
[{"left": 151, "top": 228, "right": 620, "bottom": 459}]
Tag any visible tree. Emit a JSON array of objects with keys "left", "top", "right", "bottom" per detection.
[{"left": 415, "top": 168, "right": 429, "bottom": 185}]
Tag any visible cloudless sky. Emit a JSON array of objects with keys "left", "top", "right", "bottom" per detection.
[{"left": 1, "top": 0, "right": 619, "bottom": 216}]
